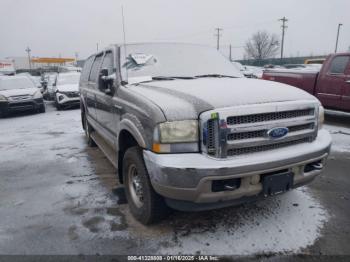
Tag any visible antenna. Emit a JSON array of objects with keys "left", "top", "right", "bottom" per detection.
[{"left": 121, "top": 5, "right": 128, "bottom": 80}]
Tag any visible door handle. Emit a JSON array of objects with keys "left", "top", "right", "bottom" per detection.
[
  {"left": 114, "top": 104, "right": 123, "bottom": 111},
  {"left": 346, "top": 80, "right": 350, "bottom": 84}
]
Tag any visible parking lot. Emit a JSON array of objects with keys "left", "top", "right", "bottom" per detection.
[{"left": 0, "top": 102, "right": 349, "bottom": 256}]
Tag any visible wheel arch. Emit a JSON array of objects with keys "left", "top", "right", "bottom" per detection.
[{"left": 118, "top": 119, "right": 147, "bottom": 184}]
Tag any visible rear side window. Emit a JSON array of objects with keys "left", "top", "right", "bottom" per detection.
[
  {"left": 89, "top": 54, "right": 103, "bottom": 82},
  {"left": 329, "top": 56, "right": 350, "bottom": 74},
  {"left": 101, "top": 52, "right": 114, "bottom": 75},
  {"left": 81, "top": 56, "right": 94, "bottom": 82}
]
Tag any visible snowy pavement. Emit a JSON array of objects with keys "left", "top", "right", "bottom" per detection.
[{"left": 0, "top": 103, "right": 349, "bottom": 256}]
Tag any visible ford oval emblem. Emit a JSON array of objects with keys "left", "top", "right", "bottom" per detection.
[{"left": 267, "top": 127, "right": 289, "bottom": 139}]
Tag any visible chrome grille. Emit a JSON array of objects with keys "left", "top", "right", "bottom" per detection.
[
  {"left": 227, "top": 109, "right": 315, "bottom": 125},
  {"left": 200, "top": 102, "right": 318, "bottom": 158}
]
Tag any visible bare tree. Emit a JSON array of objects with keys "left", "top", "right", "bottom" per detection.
[{"left": 244, "top": 31, "right": 280, "bottom": 60}]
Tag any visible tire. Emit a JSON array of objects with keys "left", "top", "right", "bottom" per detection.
[
  {"left": 56, "top": 102, "right": 62, "bottom": 111},
  {"left": 83, "top": 113, "right": 97, "bottom": 147},
  {"left": 39, "top": 104, "right": 46, "bottom": 113},
  {"left": 123, "top": 146, "right": 169, "bottom": 224}
]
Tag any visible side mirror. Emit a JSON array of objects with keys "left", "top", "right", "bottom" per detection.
[{"left": 98, "top": 68, "right": 113, "bottom": 95}]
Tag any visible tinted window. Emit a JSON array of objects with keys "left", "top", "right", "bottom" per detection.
[
  {"left": 101, "top": 52, "right": 114, "bottom": 75},
  {"left": 81, "top": 56, "right": 94, "bottom": 82},
  {"left": 329, "top": 56, "right": 350, "bottom": 74},
  {"left": 89, "top": 54, "right": 103, "bottom": 82}
]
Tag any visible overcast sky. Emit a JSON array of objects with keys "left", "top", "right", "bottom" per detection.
[{"left": 1, "top": 0, "right": 349, "bottom": 60}]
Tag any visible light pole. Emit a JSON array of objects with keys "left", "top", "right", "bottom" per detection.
[
  {"left": 335, "top": 23, "right": 343, "bottom": 53},
  {"left": 25, "top": 47, "right": 32, "bottom": 70}
]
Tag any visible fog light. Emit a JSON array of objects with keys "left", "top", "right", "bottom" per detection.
[
  {"left": 58, "top": 95, "right": 64, "bottom": 101},
  {"left": 251, "top": 175, "right": 260, "bottom": 185}
]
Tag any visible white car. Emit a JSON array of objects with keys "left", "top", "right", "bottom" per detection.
[
  {"left": 0, "top": 75, "right": 45, "bottom": 117},
  {"left": 54, "top": 72, "right": 81, "bottom": 110}
]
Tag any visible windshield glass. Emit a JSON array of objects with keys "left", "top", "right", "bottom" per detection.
[
  {"left": 0, "top": 77, "right": 35, "bottom": 91},
  {"left": 57, "top": 73, "right": 81, "bottom": 85},
  {"left": 120, "top": 43, "right": 243, "bottom": 82}
]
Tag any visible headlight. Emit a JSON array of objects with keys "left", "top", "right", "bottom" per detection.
[
  {"left": 153, "top": 120, "right": 199, "bottom": 153},
  {"left": 33, "top": 90, "right": 43, "bottom": 99},
  {"left": 318, "top": 105, "right": 324, "bottom": 129},
  {"left": 0, "top": 94, "right": 7, "bottom": 102}
]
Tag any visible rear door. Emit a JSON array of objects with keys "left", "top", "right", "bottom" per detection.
[
  {"left": 316, "top": 55, "right": 350, "bottom": 109},
  {"left": 340, "top": 58, "right": 350, "bottom": 111}
]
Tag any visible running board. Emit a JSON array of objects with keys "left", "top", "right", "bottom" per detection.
[{"left": 90, "top": 131, "right": 118, "bottom": 168}]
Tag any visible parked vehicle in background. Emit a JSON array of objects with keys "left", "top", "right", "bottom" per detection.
[
  {"left": 263, "top": 53, "right": 350, "bottom": 112},
  {"left": 80, "top": 43, "right": 331, "bottom": 224},
  {"left": 304, "top": 58, "right": 326, "bottom": 65},
  {"left": 17, "top": 73, "right": 44, "bottom": 93},
  {"left": 232, "top": 61, "right": 262, "bottom": 78},
  {"left": 0, "top": 60, "right": 15, "bottom": 76},
  {"left": 42, "top": 73, "right": 58, "bottom": 100},
  {"left": 0, "top": 75, "right": 45, "bottom": 117},
  {"left": 55, "top": 72, "right": 81, "bottom": 110}
]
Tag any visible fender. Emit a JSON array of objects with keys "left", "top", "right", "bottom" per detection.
[{"left": 119, "top": 118, "right": 147, "bottom": 148}]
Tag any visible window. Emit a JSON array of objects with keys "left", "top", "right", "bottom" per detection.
[
  {"left": 101, "top": 52, "right": 114, "bottom": 75},
  {"left": 89, "top": 54, "right": 103, "bottom": 82},
  {"left": 81, "top": 56, "right": 94, "bottom": 82},
  {"left": 329, "top": 56, "right": 350, "bottom": 74}
]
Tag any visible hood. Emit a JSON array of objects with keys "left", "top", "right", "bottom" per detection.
[
  {"left": 0, "top": 88, "right": 38, "bottom": 97},
  {"left": 128, "top": 78, "right": 317, "bottom": 121},
  {"left": 56, "top": 84, "right": 79, "bottom": 93}
]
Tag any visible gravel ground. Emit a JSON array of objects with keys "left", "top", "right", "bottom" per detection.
[{"left": 0, "top": 103, "right": 349, "bottom": 257}]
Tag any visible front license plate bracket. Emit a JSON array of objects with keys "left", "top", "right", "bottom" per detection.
[{"left": 262, "top": 172, "right": 294, "bottom": 196}]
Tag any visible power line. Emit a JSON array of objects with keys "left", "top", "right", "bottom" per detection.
[
  {"left": 215, "top": 28, "right": 223, "bottom": 50},
  {"left": 279, "top": 17, "right": 288, "bottom": 59}
]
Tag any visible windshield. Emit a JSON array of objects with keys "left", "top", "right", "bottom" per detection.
[
  {"left": 57, "top": 73, "right": 81, "bottom": 85},
  {"left": 120, "top": 43, "right": 243, "bottom": 82},
  {"left": 0, "top": 77, "right": 35, "bottom": 91}
]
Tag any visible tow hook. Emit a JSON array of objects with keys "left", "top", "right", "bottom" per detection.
[{"left": 312, "top": 162, "right": 323, "bottom": 170}]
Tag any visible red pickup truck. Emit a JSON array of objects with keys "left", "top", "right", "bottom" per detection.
[{"left": 262, "top": 53, "right": 350, "bottom": 112}]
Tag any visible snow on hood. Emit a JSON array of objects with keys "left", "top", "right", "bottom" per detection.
[
  {"left": 0, "top": 88, "right": 38, "bottom": 98},
  {"left": 128, "top": 78, "right": 318, "bottom": 121},
  {"left": 56, "top": 84, "right": 79, "bottom": 93}
]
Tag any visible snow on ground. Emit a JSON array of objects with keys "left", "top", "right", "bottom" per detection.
[
  {"left": 324, "top": 124, "right": 350, "bottom": 153},
  {"left": 155, "top": 188, "right": 328, "bottom": 255}
]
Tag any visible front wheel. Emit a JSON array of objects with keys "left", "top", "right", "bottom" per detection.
[
  {"left": 123, "top": 146, "right": 169, "bottom": 224},
  {"left": 39, "top": 104, "right": 46, "bottom": 113}
]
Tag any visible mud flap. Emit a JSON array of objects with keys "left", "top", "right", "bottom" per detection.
[{"left": 263, "top": 172, "right": 294, "bottom": 197}]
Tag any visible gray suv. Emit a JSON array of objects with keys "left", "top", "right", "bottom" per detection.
[{"left": 80, "top": 43, "right": 331, "bottom": 224}]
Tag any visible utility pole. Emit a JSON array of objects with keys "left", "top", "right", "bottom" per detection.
[
  {"left": 215, "top": 28, "right": 223, "bottom": 50},
  {"left": 279, "top": 17, "right": 288, "bottom": 60},
  {"left": 25, "top": 47, "right": 32, "bottom": 70},
  {"left": 96, "top": 43, "right": 99, "bottom": 52},
  {"left": 335, "top": 23, "right": 343, "bottom": 53},
  {"left": 229, "top": 44, "right": 232, "bottom": 61}
]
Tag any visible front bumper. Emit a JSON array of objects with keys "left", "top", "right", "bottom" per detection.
[
  {"left": 143, "top": 129, "right": 332, "bottom": 209},
  {"left": 56, "top": 94, "right": 80, "bottom": 107},
  {"left": 0, "top": 98, "right": 44, "bottom": 114}
]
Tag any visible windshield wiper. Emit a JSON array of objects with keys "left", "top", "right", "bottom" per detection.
[
  {"left": 195, "top": 74, "right": 238, "bottom": 78},
  {"left": 152, "top": 76, "right": 196, "bottom": 81}
]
